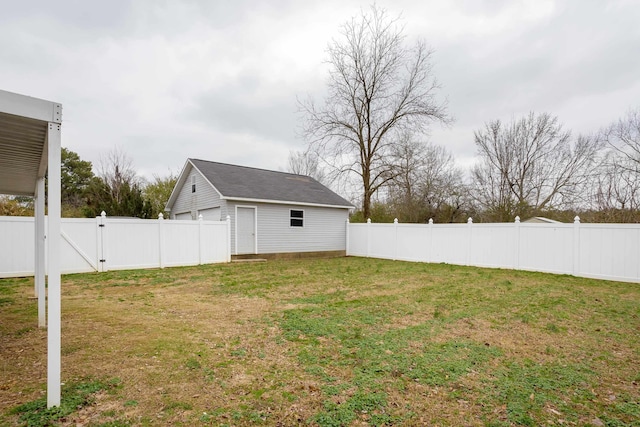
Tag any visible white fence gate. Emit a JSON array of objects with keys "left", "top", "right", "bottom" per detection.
[
  {"left": 347, "top": 217, "right": 640, "bottom": 283},
  {"left": 0, "top": 213, "right": 231, "bottom": 278}
]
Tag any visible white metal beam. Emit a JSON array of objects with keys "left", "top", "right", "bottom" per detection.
[
  {"left": 0, "top": 89, "right": 62, "bottom": 124},
  {"left": 46, "top": 122, "right": 62, "bottom": 408},
  {"left": 35, "top": 176, "right": 46, "bottom": 328}
]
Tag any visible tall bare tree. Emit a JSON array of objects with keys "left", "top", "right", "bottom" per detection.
[
  {"left": 588, "top": 108, "right": 640, "bottom": 222},
  {"left": 592, "top": 153, "right": 640, "bottom": 211},
  {"left": 472, "top": 112, "right": 599, "bottom": 221},
  {"left": 286, "top": 150, "right": 328, "bottom": 185},
  {"left": 84, "top": 147, "right": 151, "bottom": 218},
  {"left": 300, "top": 5, "right": 449, "bottom": 219},
  {"left": 386, "top": 137, "right": 468, "bottom": 222},
  {"left": 601, "top": 107, "right": 640, "bottom": 173}
]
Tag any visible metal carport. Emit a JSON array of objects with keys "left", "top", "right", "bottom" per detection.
[{"left": 0, "top": 89, "right": 62, "bottom": 408}]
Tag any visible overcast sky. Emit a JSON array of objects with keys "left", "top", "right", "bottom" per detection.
[{"left": 2, "top": 0, "right": 639, "bottom": 181}]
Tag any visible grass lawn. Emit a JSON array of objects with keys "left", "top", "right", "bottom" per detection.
[{"left": 1, "top": 257, "right": 639, "bottom": 426}]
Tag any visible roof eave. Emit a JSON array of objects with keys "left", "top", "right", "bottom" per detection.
[{"left": 222, "top": 196, "right": 354, "bottom": 210}]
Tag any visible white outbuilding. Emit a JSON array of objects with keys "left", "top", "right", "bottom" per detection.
[
  {"left": 165, "top": 159, "right": 354, "bottom": 257},
  {"left": 0, "top": 89, "right": 63, "bottom": 407}
]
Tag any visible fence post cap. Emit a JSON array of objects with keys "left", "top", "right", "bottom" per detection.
[
  {"left": 346, "top": 218, "right": 350, "bottom": 223},
  {"left": 393, "top": 218, "right": 398, "bottom": 224},
  {"left": 467, "top": 217, "right": 473, "bottom": 224},
  {"left": 428, "top": 218, "right": 433, "bottom": 224},
  {"left": 100, "top": 211, "right": 106, "bottom": 218},
  {"left": 226, "top": 215, "right": 231, "bottom": 221},
  {"left": 515, "top": 216, "right": 520, "bottom": 223},
  {"left": 158, "top": 213, "right": 164, "bottom": 220},
  {"left": 367, "top": 218, "right": 371, "bottom": 224},
  {"left": 574, "top": 216, "right": 580, "bottom": 224},
  {"left": 198, "top": 214, "right": 203, "bottom": 220}
]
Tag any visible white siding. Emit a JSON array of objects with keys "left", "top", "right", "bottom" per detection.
[
  {"left": 199, "top": 207, "right": 221, "bottom": 221},
  {"left": 170, "top": 166, "right": 227, "bottom": 219},
  {"left": 227, "top": 202, "right": 348, "bottom": 254}
]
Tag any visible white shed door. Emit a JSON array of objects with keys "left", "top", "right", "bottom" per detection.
[
  {"left": 199, "top": 207, "right": 220, "bottom": 221},
  {"left": 236, "top": 207, "right": 256, "bottom": 254}
]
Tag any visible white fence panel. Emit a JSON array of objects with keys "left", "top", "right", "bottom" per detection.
[
  {"left": 347, "top": 219, "right": 640, "bottom": 283},
  {"left": 60, "top": 218, "right": 99, "bottom": 274},
  {"left": 369, "top": 223, "right": 396, "bottom": 259},
  {"left": 431, "top": 224, "right": 468, "bottom": 265},
  {"left": 396, "top": 224, "right": 429, "bottom": 262},
  {"left": 579, "top": 224, "right": 640, "bottom": 282},
  {"left": 0, "top": 217, "right": 34, "bottom": 277},
  {"left": 347, "top": 224, "right": 368, "bottom": 257},
  {"left": 518, "top": 224, "right": 574, "bottom": 275},
  {"left": 469, "top": 224, "right": 516, "bottom": 269},
  {"left": 105, "top": 219, "right": 161, "bottom": 271},
  {"left": 200, "top": 221, "right": 230, "bottom": 264},
  {"left": 162, "top": 220, "right": 201, "bottom": 267},
  {"left": 0, "top": 215, "right": 231, "bottom": 278}
]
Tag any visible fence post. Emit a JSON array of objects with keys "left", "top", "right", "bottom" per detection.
[
  {"left": 226, "top": 215, "right": 232, "bottom": 262},
  {"left": 158, "top": 213, "right": 165, "bottom": 268},
  {"left": 99, "top": 211, "right": 108, "bottom": 272},
  {"left": 345, "top": 218, "right": 350, "bottom": 256},
  {"left": 393, "top": 218, "right": 398, "bottom": 261},
  {"left": 427, "top": 218, "right": 433, "bottom": 263},
  {"left": 366, "top": 218, "right": 371, "bottom": 258},
  {"left": 198, "top": 214, "right": 203, "bottom": 265},
  {"left": 514, "top": 216, "right": 521, "bottom": 269},
  {"left": 573, "top": 216, "right": 580, "bottom": 276},
  {"left": 466, "top": 217, "right": 473, "bottom": 266}
]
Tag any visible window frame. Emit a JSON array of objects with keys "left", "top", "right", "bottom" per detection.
[
  {"left": 290, "top": 209, "right": 304, "bottom": 228},
  {"left": 191, "top": 175, "right": 196, "bottom": 193}
]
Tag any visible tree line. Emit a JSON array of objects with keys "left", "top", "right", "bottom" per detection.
[
  {"left": 293, "top": 5, "right": 640, "bottom": 224},
  {"left": 0, "top": 148, "right": 176, "bottom": 219}
]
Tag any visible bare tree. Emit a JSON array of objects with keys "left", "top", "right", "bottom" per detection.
[
  {"left": 593, "top": 154, "right": 640, "bottom": 210},
  {"left": 386, "top": 137, "right": 468, "bottom": 222},
  {"left": 300, "top": 5, "right": 449, "bottom": 219},
  {"left": 472, "top": 112, "right": 599, "bottom": 221},
  {"left": 586, "top": 108, "right": 640, "bottom": 222},
  {"left": 601, "top": 108, "right": 640, "bottom": 173},
  {"left": 85, "top": 147, "right": 150, "bottom": 218},
  {"left": 96, "top": 147, "right": 142, "bottom": 206},
  {"left": 286, "top": 150, "right": 328, "bottom": 185}
]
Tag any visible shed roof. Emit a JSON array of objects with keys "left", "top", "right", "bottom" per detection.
[
  {"left": 173, "top": 158, "right": 353, "bottom": 209},
  {"left": 0, "top": 89, "right": 62, "bottom": 195}
]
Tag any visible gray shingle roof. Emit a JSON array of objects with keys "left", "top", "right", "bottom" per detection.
[{"left": 190, "top": 159, "right": 353, "bottom": 208}]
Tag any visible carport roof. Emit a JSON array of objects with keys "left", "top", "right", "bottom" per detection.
[{"left": 0, "top": 89, "right": 62, "bottom": 196}]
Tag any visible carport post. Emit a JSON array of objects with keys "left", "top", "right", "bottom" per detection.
[
  {"left": 46, "top": 122, "right": 62, "bottom": 408},
  {"left": 35, "top": 176, "right": 46, "bottom": 328}
]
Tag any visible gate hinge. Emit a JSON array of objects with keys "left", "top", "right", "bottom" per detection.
[
  {"left": 98, "top": 224, "right": 105, "bottom": 227},
  {"left": 99, "top": 259, "right": 106, "bottom": 263}
]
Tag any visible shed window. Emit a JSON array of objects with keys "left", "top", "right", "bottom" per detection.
[
  {"left": 191, "top": 176, "right": 196, "bottom": 193},
  {"left": 290, "top": 209, "right": 304, "bottom": 227}
]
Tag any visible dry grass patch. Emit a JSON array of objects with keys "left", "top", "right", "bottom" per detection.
[{"left": 1, "top": 258, "right": 639, "bottom": 426}]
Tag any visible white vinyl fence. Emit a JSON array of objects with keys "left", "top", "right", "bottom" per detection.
[
  {"left": 347, "top": 217, "right": 640, "bottom": 283},
  {"left": 0, "top": 213, "right": 231, "bottom": 278}
]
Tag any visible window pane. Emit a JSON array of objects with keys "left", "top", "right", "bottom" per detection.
[
  {"left": 290, "top": 210, "right": 303, "bottom": 218},
  {"left": 290, "top": 218, "right": 303, "bottom": 227}
]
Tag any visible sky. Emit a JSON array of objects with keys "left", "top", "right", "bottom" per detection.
[{"left": 1, "top": 0, "right": 639, "bottom": 183}]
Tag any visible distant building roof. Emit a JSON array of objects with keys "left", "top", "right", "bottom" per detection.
[
  {"left": 187, "top": 158, "right": 354, "bottom": 208},
  {"left": 522, "top": 216, "right": 562, "bottom": 224}
]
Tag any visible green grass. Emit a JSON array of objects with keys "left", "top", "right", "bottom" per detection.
[
  {"left": 1, "top": 257, "right": 639, "bottom": 426},
  {"left": 9, "top": 379, "right": 118, "bottom": 427}
]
